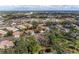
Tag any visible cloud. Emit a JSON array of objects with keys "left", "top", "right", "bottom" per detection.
[{"left": 0, "top": 0, "right": 78, "bottom": 5}]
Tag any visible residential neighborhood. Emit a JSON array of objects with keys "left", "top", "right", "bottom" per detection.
[{"left": 0, "top": 12, "right": 79, "bottom": 54}]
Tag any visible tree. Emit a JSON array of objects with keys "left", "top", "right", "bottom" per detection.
[
  {"left": 31, "top": 21, "right": 38, "bottom": 29},
  {"left": 4, "top": 31, "right": 13, "bottom": 37},
  {"left": 26, "top": 36, "right": 42, "bottom": 54},
  {"left": 47, "top": 32, "right": 65, "bottom": 54},
  {"left": 14, "top": 36, "right": 28, "bottom": 54}
]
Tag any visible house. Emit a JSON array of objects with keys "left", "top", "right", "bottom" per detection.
[
  {"left": 11, "top": 22, "right": 16, "bottom": 27},
  {"left": 25, "top": 30, "right": 35, "bottom": 35},
  {"left": 0, "top": 20, "right": 4, "bottom": 25},
  {"left": 75, "top": 25, "right": 79, "bottom": 30},
  {"left": 13, "top": 31, "right": 22, "bottom": 38},
  {"left": 0, "top": 30, "right": 7, "bottom": 36},
  {"left": 64, "top": 28, "right": 70, "bottom": 33},
  {"left": 36, "top": 25, "right": 50, "bottom": 33},
  {"left": 24, "top": 23, "right": 33, "bottom": 29},
  {"left": 0, "top": 40, "right": 14, "bottom": 49},
  {"left": 6, "top": 27, "right": 19, "bottom": 32},
  {"left": 60, "top": 28, "right": 70, "bottom": 33},
  {"left": 17, "top": 25, "right": 26, "bottom": 30}
]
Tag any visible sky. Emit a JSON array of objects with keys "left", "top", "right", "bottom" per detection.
[
  {"left": 0, "top": 0, "right": 78, "bottom": 5},
  {"left": 0, "top": 5, "right": 79, "bottom": 11},
  {"left": 0, "top": 0, "right": 78, "bottom": 11}
]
